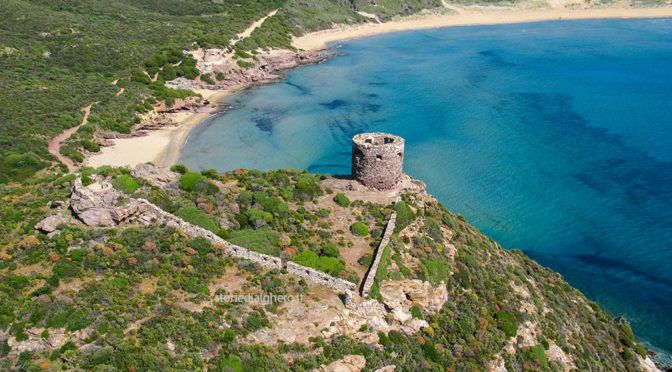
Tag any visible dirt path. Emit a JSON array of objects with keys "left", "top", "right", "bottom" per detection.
[
  {"left": 441, "top": 1, "right": 464, "bottom": 14},
  {"left": 236, "top": 9, "right": 278, "bottom": 41},
  {"left": 48, "top": 102, "right": 96, "bottom": 172}
]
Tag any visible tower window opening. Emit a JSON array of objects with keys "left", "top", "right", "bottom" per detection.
[
  {"left": 376, "top": 155, "right": 382, "bottom": 160},
  {"left": 384, "top": 137, "right": 394, "bottom": 144}
]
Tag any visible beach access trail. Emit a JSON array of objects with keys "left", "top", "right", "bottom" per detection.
[{"left": 48, "top": 102, "right": 96, "bottom": 172}]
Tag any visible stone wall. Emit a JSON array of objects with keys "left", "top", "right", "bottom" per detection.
[
  {"left": 361, "top": 212, "right": 397, "bottom": 297},
  {"left": 286, "top": 261, "right": 357, "bottom": 293},
  {"left": 71, "top": 177, "right": 404, "bottom": 304},
  {"left": 134, "top": 198, "right": 283, "bottom": 270},
  {"left": 352, "top": 133, "right": 405, "bottom": 190}
]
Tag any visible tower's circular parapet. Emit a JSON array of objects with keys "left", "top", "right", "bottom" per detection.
[{"left": 351, "top": 133, "right": 405, "bottom": 190}]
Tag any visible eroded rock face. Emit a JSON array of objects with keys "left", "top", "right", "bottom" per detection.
[
  {"left": 70, "top": 178, "right": 163, "bottom": 227},
  {"left": 130, "top": 163, "right": 179, "bottom": 188},
  {"left": 379, "top": 279, "right": 449, "bottom": 313},
  {"left": 7, "top": 338, "right": 45, "bottom": 356},
  {"left": 637, "top": 354, "right": 662, "bottom": 372},
  {"left": 248, "top": 280, "right": 447, "bottom": 348},
  {"left": 316, "top": 355, "right": 366, "bottom": 372},
  {"left": 35, "top": 213, "right": 69, "bottom": 233},
  {"left": 70, "top": 180, "right": 122, "bottom": 227}
]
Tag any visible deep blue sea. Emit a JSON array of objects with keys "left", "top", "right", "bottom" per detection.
[{"left": 180, "top": 18, "right": 672, "bottom": 361}]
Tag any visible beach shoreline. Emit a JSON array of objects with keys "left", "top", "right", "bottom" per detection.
[
  {"left": 293, "top": 7, "right": 672, "bottom": 50},
  {"left": 84, "top": 89, "right": 234, "bottom": 169},
  {"left": 84, "top": 5, "right": 672, "bottom": 169}
]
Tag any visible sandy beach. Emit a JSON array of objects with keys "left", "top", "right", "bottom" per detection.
[
  {"left": 293, "top": 6, "right": 672, "bottom": 50},
  {"left": 85, "top": 4, "right": 672, "bottom": 169},
  {"left": 85, "top": 89, "right": 232, "bottom": 169}
]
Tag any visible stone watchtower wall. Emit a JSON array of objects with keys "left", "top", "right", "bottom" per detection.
[{"left": 351, "top": 133, "right": 404, "bottom": 190}]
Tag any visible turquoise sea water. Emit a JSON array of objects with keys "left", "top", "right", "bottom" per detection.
[{"left": 179, "top": 18, "right": 672, "bottom": 360}]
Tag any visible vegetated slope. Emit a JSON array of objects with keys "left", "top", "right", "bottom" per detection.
[
  {"left": 0, "top": 165, "right": 656, "bottom": 371},
  {"left": 0, "top": 0, "right": 441, "bottom": 183}
]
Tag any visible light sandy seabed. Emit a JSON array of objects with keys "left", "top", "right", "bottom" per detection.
[{"left": 85, "top": 5, "right": 672, "bottom": 169}]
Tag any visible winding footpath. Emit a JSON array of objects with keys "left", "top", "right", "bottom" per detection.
[
  {"left": 236, "top": 9, "right": 278, "bottom": 42},
  {"left": 48, "top": 102, "right": 96, "bottom": 172}
]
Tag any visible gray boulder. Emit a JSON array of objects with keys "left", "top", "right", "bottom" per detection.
[{"left": 131, "top": 163, "right": 179, "bottom": 188}]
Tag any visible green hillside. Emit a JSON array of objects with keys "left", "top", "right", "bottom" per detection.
[
  {"left": 0, "top": 166, "right": 654, "bottom": 371},
  {"left": 0, "top": 0, "right": 441, "bottom": 183}
]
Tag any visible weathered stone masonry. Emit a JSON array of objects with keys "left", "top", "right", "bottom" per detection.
[
  {"left": 134, "top": 198, "right": 283, "bottom": 270},
  {"left": 361, "top": 212, "right": 397, "bottom": 297},
  {"left": 286, "top": 262, "right": 357, "bottom": 293},
  {"left": 352, "top": 133, "right": 405, "bottom": 190}
]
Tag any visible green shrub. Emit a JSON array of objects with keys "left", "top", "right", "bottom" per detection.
[
  {"left": 247, "top": 208, "right": 273, "bottom": 228},
  {"left": 496, "top": 311, "right": 518, "bottom": 338},
  {"left": 235, "top": 49, "right": 253, "bottom": 58},
  {"left": 388, "top": 330, "right": 405, "bottom": 344},
  {"left": 394, "top": 201, "right": 415, "bottom": 233},
  {"left": 219, "top": 356, "right": 242, "bottom": 372},
  {"left": 112, "top": 174, "right": 139, "bottom": 194},
  {"left": 200, "top": 73, "right": 216, "bottom": 85},
  {"left": 358, "top": 254, "right": 372, "bottom": 267},
  {"left": 423, "top": 258, "right": 448, "bottom": 287},
  {"left": 292, "top": 250, "right": 344, "bottom": 276},
  {"left": 175, "top": 206, "right": 219, "bottom": 233},
  {"left": 187, "top": 237, "right": 212, "bottom": 256},
  {"left": 293, "top": 174, "right": 323, "bottom": 201},
  {"left": 179, "top": 171, "right": 206, "bottom": 191},
  {"left": 322, "top": 242, "right": 340, "bottom": 258},
  {"left": 81, "top": 140, "right": 100, "bottom": 152},
  {"left": 237, "top": 60, "right": 255, "bottom": 68},
  {"left": 200, "top": 169, "right": 219, "bottom": 179},
  {"left": 229, "top": 229, "right": 280, "bottom": 256},
  {"left": 423, "top": 217, "right": 443, "bottom": 242},
  {"left": 411, "top": 305, "right": 423, "bottom": 320},
  {"left": 350, "top": 222, "right": 369, "bottom": 236},
  {"left": 633, "top": 344, "right": 647, "bottom": 358},
  {"left": 170, "top": 164, "right": 188, "bottom": 174},
  {"left": 527, "top": 344, "right": 549, "bottom": 369},
  {"left": 131, "top": 70, "right": 151, "bottom": 84},
  {"left": 333, "top": 193, "right": 350, "bottom": 207}
]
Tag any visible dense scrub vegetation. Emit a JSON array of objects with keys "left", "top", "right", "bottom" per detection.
[
  {"left": 0, "top": 0, "right": 445, "bottom": 183},
  {"left": 0, "top": 165, "right": 654, "bottom": 370}
]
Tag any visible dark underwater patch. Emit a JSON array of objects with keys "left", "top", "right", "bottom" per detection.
[
  {"left": 320, "top": 99, "right": 348, "bottom": 110},
  {"left": 253, "top": 117, "right": 273, "bottom": 133}
]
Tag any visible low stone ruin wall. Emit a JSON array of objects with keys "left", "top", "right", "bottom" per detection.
[
  {"left": 135, "top": 198, "right": 282, "bottom": 270},
  {"left": 70, "top": 177, "right": 401, "bottom": 303},
  {"left": 286, "top": 261, "right": 357, "bottom": 294},
  {"left": 361, "top": 212, "right": 397, "bottom": 297}
]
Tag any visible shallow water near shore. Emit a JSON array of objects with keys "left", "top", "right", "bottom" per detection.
[{"left": 180, "top": 18, "right": 672, "bottom": 361}]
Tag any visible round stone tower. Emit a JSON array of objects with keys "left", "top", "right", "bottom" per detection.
[{"left": 351, "top": 133, "right": 405, "bottom": 190}]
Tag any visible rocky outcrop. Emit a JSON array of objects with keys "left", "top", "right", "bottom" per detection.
[
  {"left": 35, "top": 213, "right": 70, "bottom": 233},
  {"left": 69, "top": 179, "right": 122, "bottom": 227},
  {"left": 378, "top": 279, "right": 448, "bottom": 313},
  {"left": 315, "top": 355, "right": 366, "bottom": 372},
  {"left": 638, "top": 355, "right": 663, "bottom": 372},
  {"left": 166, "top": 50, "right": 325, "bottom": 92},
  {"left": 130, "top": 163, "right": 179, "bottom": 188}
]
